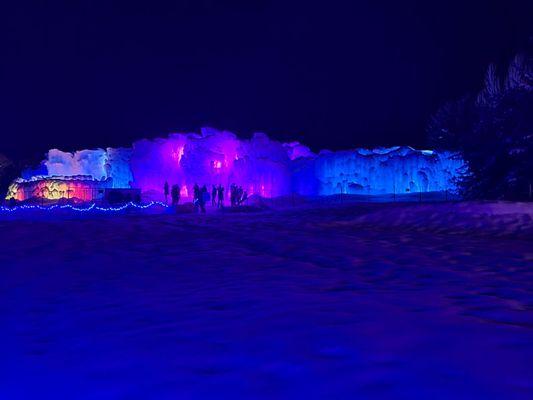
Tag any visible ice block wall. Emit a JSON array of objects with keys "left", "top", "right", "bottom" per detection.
[
  {"left": 313, "top": 147, "right": 462, "bottom": 195},
  {"left": 18, "top": 128, "right": 463, "bottom": 200},
  {"left": 38, "top": 148, "right": 131, "bottom": 189},
  {"left": 129, "top": 129, "right": 292, "bottom": 199},
  {"left": 106, "top": 148, "right": 133, "bottom": 189},
  {"left": 46, "top": 149, "right": 108, "bottom": 180}
]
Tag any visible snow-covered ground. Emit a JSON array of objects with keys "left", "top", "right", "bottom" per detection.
[{"left": 1, "top": 201, "right": 532, "bottom": 399}]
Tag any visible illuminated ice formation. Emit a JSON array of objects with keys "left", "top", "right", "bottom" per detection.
[
  {"left": 46, "top": 149, "right": 108, "bottom": 180},
  {"left": 313, "top": 147, "right": 461, "bottom": 195},
  {"left": 127, "top": 129, "right": 292, "bottom": 199},
  {"left": 11, "top": 128, "right": 463, "bottom": 201},
  {"left": 105, "top": 148, "right": 133, "bottom": 189},
  {"left": 44, "top": 148, "right": 131, "bottom": 189},
  {"left": 283, "top": 141, "right": 316, "bottom": 160}
]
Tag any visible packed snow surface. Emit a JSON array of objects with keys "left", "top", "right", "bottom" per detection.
[{"left": 1, "top": 200, "right": 532, "bottom": 399}]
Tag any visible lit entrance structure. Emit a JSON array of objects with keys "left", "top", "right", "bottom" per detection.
[{"left": 6, "top": 176, "right": 112, "bottom": 202}]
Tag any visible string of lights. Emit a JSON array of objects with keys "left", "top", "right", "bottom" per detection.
[{"left": 0, "top": 201, "right": 169, "bottom": 213}]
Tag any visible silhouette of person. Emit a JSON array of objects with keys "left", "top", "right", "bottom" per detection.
[
  {"left": 164, "top": 181, "right": 169, "bottom": 204},
  {"left": 237, "top": 186, "right": 243, "bottom": 205},
  {"left": 211, "top": 185, "right": 217, "bottom": 207},
  {"left": 171, "top": 184, "right": 180, "bottom": 205},
  {"left": 193, "top": 183, "right": 200, "bottom": 202},
  {"left": 198, "top": 185, "right": 207, "bottom": 213},
  {"left": 217, "top": 185, "right": 224, "bottom": 208},
  {"left": 230, "top": 184, "right": 236, "bottom": 207}
]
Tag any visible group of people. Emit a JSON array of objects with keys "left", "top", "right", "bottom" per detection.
[
  {"left": 229, "top": 184, "right": 248, "bottom": 207},
  {"left": 164, "top": 182, "right": 248, "bottom": 213},
  {"left": 164, "top": 182, "right": 182, "bottom": 206},
  {"left": 211, "top": 185, "right": 225, "bottom": 208}
]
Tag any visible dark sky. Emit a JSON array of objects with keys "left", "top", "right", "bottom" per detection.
[{"left": 1, "top": 0, "right": 532, "bottom": 160}]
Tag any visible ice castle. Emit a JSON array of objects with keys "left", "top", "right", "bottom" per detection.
[{"left": 7, "top": 127, "right": 463, "bottom": 201}]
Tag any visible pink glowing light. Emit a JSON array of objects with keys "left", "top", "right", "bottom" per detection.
[{"left": 171, "top": 146, "right": 185, "bottom": 163}]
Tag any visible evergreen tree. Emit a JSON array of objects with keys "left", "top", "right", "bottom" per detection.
[{"left": 427, "top": 50, "right": 533, "bottom": 200}]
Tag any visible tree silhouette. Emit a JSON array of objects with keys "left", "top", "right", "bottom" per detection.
[{"left": 428, "top": 50, "right": 533, "bottom": 200}]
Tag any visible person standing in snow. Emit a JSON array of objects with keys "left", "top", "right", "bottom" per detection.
[
  {"left": 237, "top": 186, "right": 243, "bottom": 205},
  {"left": 217, "top": 185, "right": 224, "bottom": 208},
  {"left": 193, "top": 183, "right": 200, "bottom": 210},
  {"left": 171, "top": 184, "right": 180, "bottom": 206},
  {"left": 164, "top": 181, "right": 169, "bottom": 204},
  {"left": 230, "top": 184, "right": 236, "bottom": 207},
  {"left": 211, "top": 185, "right": 217, "bottom": 207},
  {"left": 198, "top": 185, "right": 207, "bottom": 213},
  {"left": 193, "top": 183, "right": 200, "bottom": 200}
]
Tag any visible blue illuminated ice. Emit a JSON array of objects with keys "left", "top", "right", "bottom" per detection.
[
  {"left": 312, "top": 146, "right": 461, "bottom": 195},
  {"left": 46, "top": 149, "right": 107, "bottom": 181},
  {"left": 105, "top": 148, "right": 133, "bottom": 189}
]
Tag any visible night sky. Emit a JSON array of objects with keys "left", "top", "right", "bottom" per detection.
[{"left": 1, "top": 0, "right": 532, "bottom": 161}]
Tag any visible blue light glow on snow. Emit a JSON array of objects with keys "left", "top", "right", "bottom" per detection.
[{"left": 0, "top": 201, "right": 168, "bottom": 213}]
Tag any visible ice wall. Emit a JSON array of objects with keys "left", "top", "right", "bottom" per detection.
[
  {"left": 291, "top": 157, "right": 320, "bottom": 196},
  {"left": 46, "top": 149, "right": 108, "bottom": 180},
  {"left": 129, "top": 129, "right": 291, "bottom": 199},
  {"left": 35, "top": 148, "right": 132, "bottom": 189},
  {"left": 313, "top": 147, "right": 462, "bottom": 195},
  {"left": 283, "top": 141, "right": 316, "bottom": 160},
  {"left": 105, "top": 148, "right": 133, "bottom": 188},
  {"left": 232, "top": 132, "right": 292, "bottom": 197},
  {"left": 19, "top": 128, "right": 463, "bottom": 200}
]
